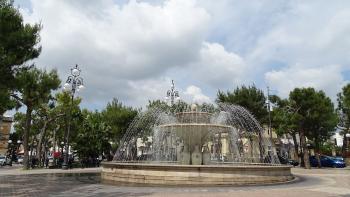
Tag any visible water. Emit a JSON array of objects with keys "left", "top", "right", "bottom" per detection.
[{"left": 113, "top": 103, "right": 280, "bottom": 165}]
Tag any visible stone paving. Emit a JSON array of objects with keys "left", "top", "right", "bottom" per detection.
[{"left": 0, "top": 166, "right": 349, "bottom": 197}]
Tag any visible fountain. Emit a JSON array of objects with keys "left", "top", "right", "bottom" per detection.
[{"left": 102, "top": 103, "right": 293, "bottom": 185}]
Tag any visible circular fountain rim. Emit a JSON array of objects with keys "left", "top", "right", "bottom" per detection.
[
  {"left": 101, "top": 162, "right": 293, "bottom": 186},
  {"left": 102, "top": 162, "right": 287, "bottom": 168}
]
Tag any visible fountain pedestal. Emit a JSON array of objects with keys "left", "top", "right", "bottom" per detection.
[{"left": 191, "top": 145, "right": 202, "bottom": 165}]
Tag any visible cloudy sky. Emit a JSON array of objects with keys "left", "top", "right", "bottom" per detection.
[{"left": 13, "top": 0, "right": 350, "bottom": 110}]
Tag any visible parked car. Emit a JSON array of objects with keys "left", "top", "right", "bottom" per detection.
[
  {"left": 0, "top": 156, "right": 6, "bottom": 166},
  {"left": 0, "top": 156, "right": 13, "bottom": 166},
  {"left": 310, "top": 155, "right": 346, "bottom": 168},
  {"left": 334, "top": 156, "right": 344, "bottom": 162},
  {"left": 278, "top": 155, "right": 299, "bottom": 166}
]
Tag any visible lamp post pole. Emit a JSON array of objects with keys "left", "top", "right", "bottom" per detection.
[
  {"left": 62, "top": 64, "right": 84, "bottom": 170},
  {"left": 7, "top": 140, "right": 13, "bottom": 166},
  {"left": 346, "top": 133, "right": 350, "bottom": 165},
  {"left": 165, "top": 80, "right": 180, "bottom": 106}
]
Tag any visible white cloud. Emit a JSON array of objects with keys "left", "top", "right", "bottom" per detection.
[
  {"left": 184, "top": 85, "right": 212, "bottom": 104},
  {"left": 265, "top": 65, "right": 347, "bottom": 100},
  {"left": 189, "top": 42, "right": 246, "bottom": 88},
  {"left": 19, "top": 0, "right": 214, "bottom": 107},
  {"left": 248, "top": 2, "right": 350, "bottom": 68},
  {"left": 16, "top": 0, "right": 350, "bottom": 110}
]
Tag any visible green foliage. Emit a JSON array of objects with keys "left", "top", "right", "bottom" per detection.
[
  {"left": 0, "top": 0, "right": 41, "bottom": 114},
  {"left": 14, "top": 67, "right": 61, "bottom": 107},
  {"left": 13, "top": 67, "right": 60, "bottom": 169},
  {"left": 54, "top": 92, "right": 82, "bottom": 143},
  {"left": 289, "top": 88, "right": 337, "bottom": 148},
  {"left": 101, "top": 98, "right": 138, "bottom": 143},
  {"left": 216, "top": 85, "right": 268, "bottom": 123},
  {"left": 336, "top": 83, "right": 350, "bottom": 156},
  {"left": 319, "top": 142, "right": 337, "bottom": 156},
  {"left": 147, "top": 100, "right": 169, "bottom": 112},
  {"left": 337, "top": 83, "right": 350, "bottom": 129},
  {"left": 72, "top": 110, "right": 112, "bottom": 159},
  {"left": 270, "top": 96, "right": 297, "bottom": 137},
  {"left": 147, "top": 99, "right": 189, "bottom": 113}
]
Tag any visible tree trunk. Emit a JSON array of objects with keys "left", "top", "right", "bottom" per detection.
[
  {"left": 37, "top": 120, "right": 48, "bottom": 168},
  {"left": 52, "top": 125, "right": 60, "bottom": 166},
  {"left": 291, "top": 133, "right": 299, "bottom": 161},
  {"left": 29, "top": 137, "right": 35, "bottom": 168},
  {"left": 315, "top": 137, "right": 322, "bottom": 168},
  {"left": 23, "top": 105, "right": 33, "bottom": 170},
  {"left": 342, "top": 129, "right": 349, "bottom": 157},
  {"left": 300, "top": 130, "right": 310, "bottom": 169}
]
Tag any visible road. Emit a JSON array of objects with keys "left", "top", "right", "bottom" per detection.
[{"left": 0, "top": 166, "right": 349, "bottom": 197}]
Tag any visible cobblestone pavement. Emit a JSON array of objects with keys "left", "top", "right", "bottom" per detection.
[{"left": 0, "top": 167, "right": 349, "bottom": 197}]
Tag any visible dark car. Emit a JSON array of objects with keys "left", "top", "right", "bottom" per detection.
[
  {"left": 309, "top": 155, "right": 346, "bottom": 168},
  {"left": 278, "top": 155, "right": 299, "bottom": 166}
]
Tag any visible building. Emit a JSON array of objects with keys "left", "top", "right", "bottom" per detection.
[{"left": 0, "top": 117, "right": 13, "bottom": 155}]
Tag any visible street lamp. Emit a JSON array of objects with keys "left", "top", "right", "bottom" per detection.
[
  {"left": 346, "top": 133, "right": 350, "bottom": 154},
  {"left": 62, "top": 64, "right": 84, "bottom": 170},
  {"left": 165, "top": 80, "right": 180, "bottom": 106},
  {"left": 7, "top": 140, "right": 13, "bottom": 165},
  {"left": 16, "top": 140, "right": 22, "bottom": 155}
]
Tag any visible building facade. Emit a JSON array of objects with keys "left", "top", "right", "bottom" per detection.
[{"left": 0, "top": 117, "right": 13, "bottom": 155}]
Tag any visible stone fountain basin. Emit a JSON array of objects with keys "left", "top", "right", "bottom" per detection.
[{"left": 101, "top": 162, "right": 293, "bottom": 186}]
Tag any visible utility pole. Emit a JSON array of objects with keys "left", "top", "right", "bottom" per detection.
[{"left": 267, "top": 86, "right": 272, "bottom": 141}]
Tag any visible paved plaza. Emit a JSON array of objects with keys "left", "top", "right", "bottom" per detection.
[{"left": 0, "top": 167, "right": 349, "bottom": 197}]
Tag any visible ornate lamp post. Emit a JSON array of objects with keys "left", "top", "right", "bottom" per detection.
[
  {"left": 165, "top": 80, "right": 180, "bottom": 105},
  {"left": 62, "top": 64, "right": 84, "bottom": 170},
  {"left": 16, "top": 140, "right": 22, "bottom": 156},
  {"left": 7, "top": 140, "right": 13, "bottom": 165}
]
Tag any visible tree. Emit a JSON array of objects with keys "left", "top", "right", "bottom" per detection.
[
  {"left": 337, "top": 83, "right": 350, "bottom": 157},
  {"left": 12, "top": 67, "right": 60, "bottom": 169},
  {"left": 35, "top": 103, "right": 64, "bottom": 168},
  {"left": 72, "top": 110, "right": 112, "bottom": 162},
  {"left": 270, "top": 96, "right": 300, "bottom": 160},
  {"left": 101, "top": 98, "right": 138, "bottom": 146},
  {"left": 0, "top": 0, "right": 41, "bottom": 118},
  {"left": 289, "top": 87, "right": 337, "bottom": 169},
  {"left": 147, "top": 100, "right": 170, "bottom": 112},
  {"left": 217, "top": 85, "right": 268, "bottom": 124}
]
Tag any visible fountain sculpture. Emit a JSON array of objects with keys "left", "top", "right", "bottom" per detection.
[{"left": 102, "top": 102, "right": 293, "bottom": 185}]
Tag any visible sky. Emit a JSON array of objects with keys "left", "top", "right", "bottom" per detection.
[{"left": 10, "top": 0, "right": 350, "bottom": 111}]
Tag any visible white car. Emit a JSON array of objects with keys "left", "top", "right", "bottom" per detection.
[{"left": 0, "top": 156, "right": 6, "bottom": 166}]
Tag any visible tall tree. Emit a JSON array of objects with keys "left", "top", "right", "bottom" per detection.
[
  {"left": 217, "top": 85, "right": 268, "bottom": 124},
  {"left": 35, "top": 103, "right": 64, "bottom": 167},
  {"left": 0, "top": 0, "right": 41, "bottom": 118},
  {"left": 337, "top": 83, "right": 350, "bottom": 157},
  {"left": 270, "top": 96, "right": 300, "bottom": 160},
  {"left": 101, "top": 98, "right": 138, "bottom": 145},
  {"left": 72, "top": 110, "right": 112, "bottom": 161},
  {"left": 289, "top": 87, "right": 337, "bottom": 169},
  {"left": 12, "top": 67, "right": 60, "bottom": 169}
]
